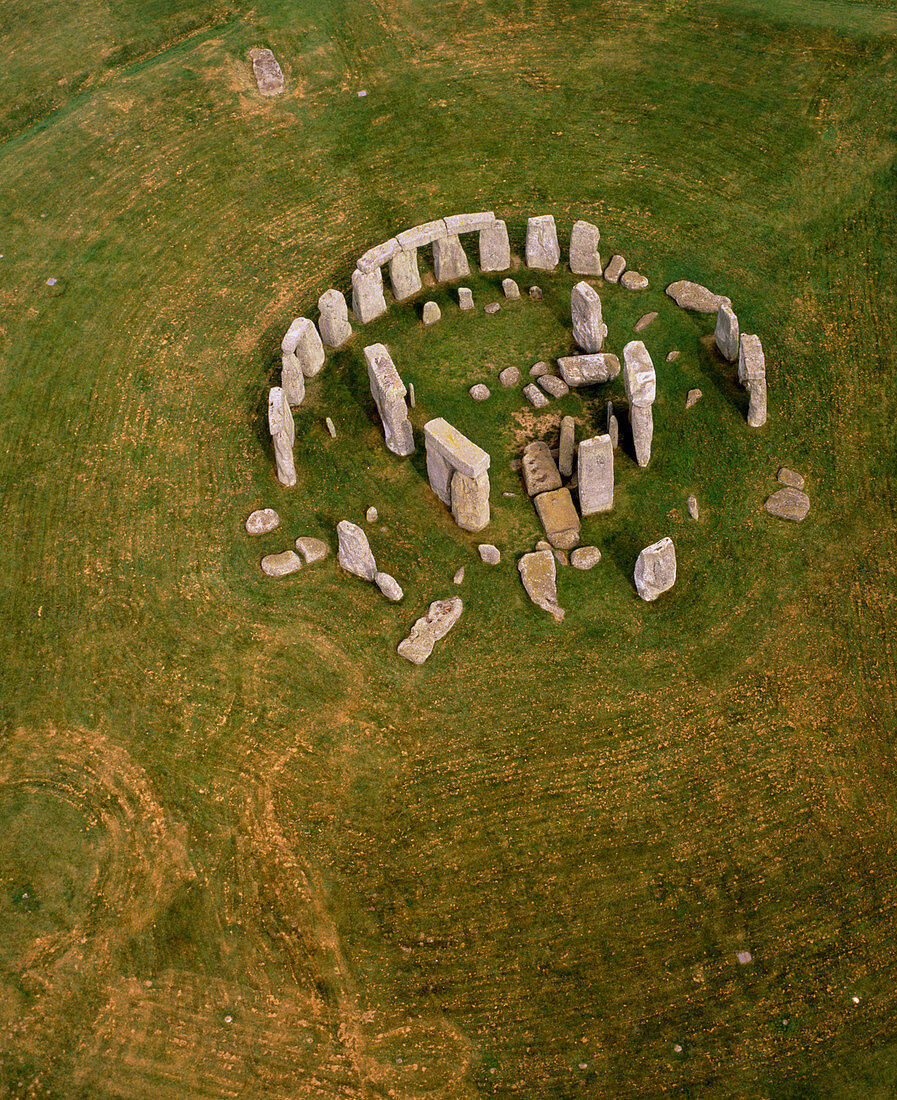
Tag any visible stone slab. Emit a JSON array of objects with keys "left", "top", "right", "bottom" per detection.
[
  {"left": 396, "top": 220, "right": 447, "bottom": 250},
  {"left": 357, "top": 237, "right": 400, "bottom": 274},
  {"left": 424, "top": 418, "right": 490, "bottom": 478},
  {"left": 764, "top": 487, "right": 810, "bottom": 521},
  {"left": 444, "top": 211, "right": 495, "bottom": 234},
  {"left": 522, "top": 441, "right": 562, "bottom": 497},
  {"left": 533, "top": 487, "right": 580, "bottom": 550},
  {"left": 558, "top": 353, "right": 620, "bottom": 386},
  {"left": 397, "top": 597, "right": 463, "bottom": 664}
]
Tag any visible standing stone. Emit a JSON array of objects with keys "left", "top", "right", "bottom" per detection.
[
  {"left": 523, "top": 383, "right": 550, "bottom": 409},
  {"left": 451, "top": 470, "right": 490, "bottom": 532},
  {"left": 502, "top": 278, "right": 521, "bottom": 299},
  {"left": 424, "top": 418, "right": 491, "bottom": 529},
  {"left": 571, "top": 281, "right": 606, "bottom": 352},
  {"left": 246, "top": 508, "right": 280, "bottom": 535},
  {"left": 432, "top": 234, "right": 470, "bottom": 281},
  {"left": 558, "top": 416, "right": 576, "bottom": 478},
  {"left": 365, "top": 506, "right": 378, "bottom": 524},
  {"left": 522, "top": 441, "right": 562, "bottom": 496},
  {"left": 630, "top": 405, "right": 654, "bottom": 467},
  {"left": 375, "top": 572, "right": 404, "bottom": 601},
  {"left": 389, "top": 248, "right": 422, "bottom": 301},
  {"left": 317, "top": 288, "right": 352, "bottom": 348},
  {"left": 525, "top": 215, "right": 561, "bottom": 270},
  {"left": 458, "top": 287, "right": 474, "bottom": 310},
  {"left": 623, "top": 341, "right": 656, "bottom": 468},
  {"left": 606, "top": 400, "right": 619, "bottom": 448},
  {"left": 634, "top": 537, "right": 676, "bottom": 601},
  {"left": 558, "top": 353, "right": 621, "bottom": 386},
  {"left": 534, "top": 488, "right": 580, "bottom": 550},
  {"left": 738, "top": 334, "right": 767, "bottom": 427},
  {"left": 665, "top": 281, "right": 730, "bottom": 312},
  {"left": 687, "top": 494, "right": 699, "bottom": 519},
  {"left": 453, "top": 567, "right": 465, "bottom": 585},
  {"left": 577, "top": 435, "right": 614, "bottom": 515},
  {"left": 397, "top": 597, "right": 463, "bottom": 664},
  {"left": 336, "top": 520, "right": 377, "bottom": 580},
  {"left": 422, "top": 301, "right": 441, "bottom": 325},
  {"left": 569, "top": 220, "right": 602, "bottom": 276},
  {"left": 603, "top": 254, "right": 626, "bottom": 284},
  {"left": 281, "top": 317, "right": 325, "bottom": 404},
  {"left": 715, "top": 302, "right": 739, "bottom": 361},
  {"left": 268, "top": 387, "right": 296, "bottom": 486},
  {"left": 518, "top": 550, "right": 564, "bottom": 621},
  {"left": 352, "top": 267, "right": 387, "bottom": 323},
  {"left": 364, "top": 343, "right": 415, "bottom": 456},
  {"left": 478, "top": 219, "right": 511, "bottom": 272}
]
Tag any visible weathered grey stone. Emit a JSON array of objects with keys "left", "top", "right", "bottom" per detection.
[
  {"left": 607, "top": 401, "right": 619, "bottom": 449},
  {"left": 738, "top": 334, "right": 767, "bottom": 427},
  {"left": 365, "top": 506, "right": 378, "bottom": 524},
  {"left": 518, "top": 550, "right": 564, "bottom": 621},
  {"left": 317, "top": 288, "right": 352, "bottom": 348},
  {"left": 620, "top": 270, "right": 648, "bottom": 290},
  {"left": 453, "top": 567, "right": 465, "bottom": 585},
  {"left": 351, "top": 266, "right": 387, "bottom": 323},
  {"left": 295, "top": 536, "right": 329, "bottom": 563},
  {"left": 484, "top": 302, "right": 500, "bottom": 314},
  {"left": 282, "top": 317, "right": 325, "bottom": 401},
  {"left": 686, "top": 494, "right": 699, "bottom": 520},
  {"left": 571, "top": 545, "right": 601, "bottom": 570},
  {"left": 407, "top": 383, "right": 415, "bottom": 408},
  {"left": 777, "top": 467, "right": 805, "bottom": 490},
  {"left": 499, "top": 366, "right": 521, "bottom": 387},
  {"left": 522, "top": 442, "right": 562, "bottom": 497},
  {"left": 630, "top": 404, "right": 654, "bottom": 468},
  {"left": 280, "top": 358, "right": 305, "bottom": 408},
  {"left": 337, "top": 520, "right": 377, "bottom": 580},
  {"left": 469, "top": 384, "right": 490, "bottom": 401},
  {"left": 389, "top": 248, "right": 422, "bottom": 301},
  {"left": 538, "top": 375, "right": 569, "bottom": 399},
  {"left": 364, "top": 343, "right": 415, "bottom": 456},
  {"left": 523, "top": 383, "right": 550, "bottom": 408},
  {"left": 458, "top": 287, "right": 474, "bottom": 310},
  {"left": 445, "top": 211, "right": 495, "bottom": 234},
  {"left": 396, "top": 220, "right": 447, "bottom": 250},
  {"left": 246, "top": 508, "right": 280, "bottom": 535},
  {"left": 666, "top": 281, "right": 731, "bottom": 313},
  {"left": 666, "top": 350, "right": 680, "bottom": 362},
  {"left": 571, "top": 281, "right": 606, "bottom": 352},
  {"left": 577, "top": 434, "right": 614, "bottom": 515},
  {"left": 530, "top": 361, "right": 551, "bottom": 378},
  {"left": 478, "top": 543, "right": 501, "bottom": 564},
  {"left": 558, "top": 416, "right": 576, "bottom": 478},
  {"left": 529, "top": 285, "right": 543, "bottom": 300},
  {"left": 603, "top": 254, "right": 626, "bottom": 284},
  {"left": 558, "top": 353, "right": 621, "bottom": 387},
  {"left": 268, "top": 386, "right": 296, "bottom": 486},
  {"left": 623, "top": 341, "right": 656, "bottom": 406},
  {"left": 325, "top": 416, "right": 336, "bottom": 438},
  {"left": 478, "top": 219, "right": 511, "bottom": 272},
  {"left": 249, "top": 48, "right": 284, "bottom": 96},
  {"left": 422, "top": 301, "right": 441, "bottom": 325},
  {"left": 715, "top": 302, "right": 739, "bottom": 361},
  {"left": 764, "top": 487, "right": 810, "bottom": 522},
  {"left": 425, "top": 418, "right": 489, "bottom": 479},
  {"left": 533, "top": 488, "right": 580, "bottom": 550},
  {"left": 634, "top": 311, "right": 658, "bottom": 333},
  {"left": 634, "top": 537, "right": 676, "bottom": 601},
  {"left": 261, "top": 550, "right": 302, "bottom": 577},
  {"left": 375, "top": 571, "right": 403, "bottom": 601},
  {"left": 569, "top": 220, "right": 602, "bottom": 275},
  {"left": 502, "top": 278, "right": 521, "bottom": 299},
  {"left": 686, "top": 388, "right": 702, "bottom": 409},
  {"left": 451, "top": 469, "right": 490, "bottom": 532},
  {"left": 432, "top": 234, "right": 470, "bottom": 281},
  {"left": 525, "top": 215, "right": 560, "bottom": 270},
  {"left": 357, "top": 238, "right": 400, "bottom": 274},
  {"left": 397, "top": 597, "right": 463, "bottom": 664}
]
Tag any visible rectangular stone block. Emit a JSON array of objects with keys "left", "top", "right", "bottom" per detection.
[
  {"left": 389, "top": 248, "right": 422, "bottom": 301},
  {"left": 444, "top": 211, "right": 495, "bottom": 234},
  {"left": 557, "top": 353, "right": 621, "bottom": 386},
  {"left": 396, "top": 220, "right": 447, "bottom": 250},
  {"left": 432, "top": 233, "right": 470, "bottom": 281},
  {"left": 357, "top": 237, "right": 400, "bottom": 274},
  {"left": 451, "top": 469, "right": 490, "bottom": 532},
  {"left": 577, "top": 434, "right": 613, "bottom": 515},
  {"left": 738, "top": 333, "right": 765, "bottom": 383},
  {"left": 426, "top": 448, "right": 453, "bottom": 505},
  {"left": 533, "top": 488, "right": 580, "bottom": 550},
  {"left": 522, "top": 441, "right": 562, "bottom": 497},
  {"left": 424, "top": 418, "right": 490, "bottom": 478},
  {"left": 622, "top": 341, "right": 656, "bottom": 406},
  {"left": 364, "top": 343, "right": 405, "bottom": 402},
  {"left": 558, "top": 416, "right": 576, "bottom": 478},
  {"left": 479, "top": 220, "right": 511, "bottom": 272}
]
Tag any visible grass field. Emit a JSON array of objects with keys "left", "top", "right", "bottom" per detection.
[{"left": 1, "top": 0, "right": 896, "bottom": 1096}]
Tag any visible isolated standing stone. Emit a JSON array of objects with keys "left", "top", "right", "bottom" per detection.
[
  {"left": 337, "top": 520, "right": 377, "bottom": 580},
  {"left": 623, "top": 341, "right": 656, "bottom": 468},
  {"left": 478, "top": 219, "right": 511, "bottom": 272},
  {"left": 558, "top": 416, "right": 576, "bottom": 478},
  {"left": 397, "top": 597, "right": 463, "bottom": 664},
  {"left": 577, "top": 434, "right": 614, "bottom": 515},
  {"left": 764, "top": 487, "right": 810, "bottom": 521},
  {"left": 571, "top": 546, "right": 601, "bottom": 570},
  {"left": 246, "top": 508, "right": 280, "bottom": 535},
  {"left": 522, "top": 442, "right": 562, "bottom": 496},
  {"left": 389, "top": 248, "right": 422, "bottom": 301},
  {"left": 525, "top": 215, "right": 561, "bottom": 270},
  {"left": 268, "top": 386, "right": 296, "bottom": 486},
  {"left": 738, "top": 334, "right": 767, "bottom": 427},
  {"left": 249, "top": 48, "right": 284, "bottom": 96},
  {"left": 634, "top": 537, "right": 676, "bottom": 601},
  {"left": 666, "top": 281, "right": 730, "bottom": 312},
  {"left": 478, "top": 544, "right": 501, "bottom": 564},
  {"left": 295, "top": 536, "right": 329, "bottom": 563},
  {"left": 558, "top": 353, "right": 620, "bottom": 386},
  {"left": 422, "top": 301, "right": 441, "bottom": 325},
  {"left": 620, "top": 270, "right": 648, "bottom": 290},
  {"left": 715, "top": 302, "right": 739, "bottom": 361},
  {"left": 458, "top": 287, "right": 474, "bottom": 310},
  {"left": 603, "top": 254, "right": 626, "bottom": 284},
  {"left": 261, "top": 550, "right": 302, "bottom": 576},
  {"left": 538, "top": 375, "right": 569, "bottom": 398},
  {"left": 281, "top": 316, "right": 325, "bottom": 405},
  {"left": 352, "top": 266, "right": 387, "bottom": 323},
  {"left": 523, "top": 383, "right": 550, "bottom": 408},
  {"left": 364, "top": 343, "right": 415, "bottom": 456},
  {"left": 432, "top": 234, "right": 470, "bottom": 281},
  {"left": 502, "top": 278, "right": 521, "bottom": 299},
  {"left": 375, "top": 572, "right": 404, "bottom": 601},
  {"left": 569, "top": 220, "right": 602, "bottom": 275},
  {"left": 499, "top": 366, "right": 520, "bottom": 387},
  {"left": 571, "top": 281, "right": 606, "bottom": 352},
  {"left": 687, "top": 494, "right": 699, "bottom": 519},
  {"left": 317, "top": 288, "right": 352, "bottom": 348},
  {"left": 518, "top": 550, "right": 564, "bottom": 621},
  {"left": 533, "top": 488, "right": 580, "bottom": 550}
]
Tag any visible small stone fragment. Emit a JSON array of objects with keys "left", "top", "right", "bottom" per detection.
[
  {"left": 557, "top": 353, "right": 621, "bottom": 386},
  {"left": 522, "top": 441, "right": 562, "bottom": 497},
  {"left": 571, "top": 546, "right": 601, "bottom": 570},
  {"left": 478, "top": 543, "right": 501, "bottom": 564},
  {"left": 484, "top": 302, "right": 501, "bottom": 314},
  {"left": 502, "top": 491, "right": 516, "bottom": 498},
  {"left": 525, "top": 214, "right": 561, "bottom": 270},
  {"left": 458, "top": 287, "right": 474, "bottom": 310},
  {"left": 453, "top": 567, "right": 465, "bottom": 585},
  {"left": 246, "top": 508, "right": 279, "bottom": 535},
  {"left": 502, "top": 278, "right": 521, "bottom": 299},
  {"left": 569, "top": 220, "right": 602, "bottom": 276},
  {"left": 375, "top": 571, "right": 403, "bottom": 601},
  {"left": 518, "top": 550, "right": 564, "bottom": 621},
  {"left": 422, "top": 301, "right": 441, "bottom": 325},
  {"left": 558, "top": 416, "right": 576, "bottom": 478},
  {"left": 325, "top": 416, "right": 337, "bottom": 438},
  {"left": 764, "top": 487, "right": 810, "bottom": 522},
  {"left": 529, "top": 286, "right": 543, "bottom": 301},
  {"left": 523, "top": 383, "right": 549, "bottom": 409},
  {"left": 715, "top": 302, "right": 739, "bottom": 361},
  {"left": 469, "top": 384, "right": 491, "bottom": 401},
  {"left": 603, "top": 254, "right": 626, "bottom": 284},
  {"left": 318, "top": 288, "right": 353, "bottom": 348},
  {"left": 571, "top": 281, "right": 606, "bottom": 353},
  {"left": 686, "top": 388, "right": 703, "bottom": 409},
  {"left": 336, "top": 520, "right": 377, "bottom": 580},
  {"left": 533, "top": 487, "right": 580, "bottom": 550},
  {"left": 736, "top": 951, "right": 752, "bottom": 966},
  {"left": 295, "top": 536, "right": 329, "bottom": 563},
  {"left": 249, "top": 47, "right": 284, "bottom": 96},
  {"left": 538, "top": 375, "right": 569, "bottom": 399},
  {"left": 478, "top": 219, "right": 511, "bottom": 272},
  {"left": 687, "top": 494, "right": 699, "bottom": 520},
  {"left": 261, "top": 550, "right": 302, "bottom": 577},
  {"left": 620, "top": 270, "right": 648, "bottom": 290},
  {"left": 397, "top": 597, "right": 463, "bottom": 664},
  {"left": 634, "top": 537, "right": 676, "bottom": 601},
  {"left": 666, "top": 350, "right": 680, "bottom": 362},
  {"left": 634, "top": 311, "right": 658, "bottom": 333},
  {"left": 777, "top": 467, "right": 805, "bottom": 490},
  {"left": 365, "top": 506, "right": 378, "bottom": 524},
  {"left": 665, "top": 280, "right": 730, "bottom": 313},
  {"left": 499, "top": 366, "right": 521, "bottom": 387},
  {"left": 530, "top": 361, "right": 551, "bottom": 378}
]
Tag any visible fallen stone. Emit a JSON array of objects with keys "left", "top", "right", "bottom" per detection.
[
  {"left": 715, "top": 302, "right": 739, "bottom": 361},
  {"left": 352, "top": 266, "right": 387, "bottom": 323},
  {"left": 525, "top": 215, "right": 561, "bottom": 270},
  {"left": 569, "top": 220, "right": 602, "bottom": 276},
  {"left": 502, "top": 278, "right": 521, "bottom": 299},
  {"left": 518, "top": 550, "right": 564, "bottom": 621},
  {"left": 634, "top": 311, "right": 658, "bottom": 333},
  {"left": 469, "top": 384, "right": 490, "bottom": 401},
  {"left": 577, "top": 434, "right": 614, "bottom": 515},
  {"left": 478, "top": 219, "right": 511, "bottom": 272},
  {"left": 261, "top": 550, "right": 302, "bottom": 577},
  {"left": 422, "top": 301, "right": 441, "bottom": 325},
  {"left": 571, "top": 545, "right": 601, "bottom": 570},
  {"left": 533, "top": 487, "right": 580, "bottom": 550},
  {"left": 268, "top": 386, "right": 296, "bottom": 486},
  {"left": 484, "top": 302, "right": 501, "bottom": 314},
  {"left": 458, "top": 287, "right": 474, "bottom": 310},
  {"left": 478, "top": 543, "right": 501, "bottom": 564},
  {"left": 571, "top": 281, "right": 606, "bottom": 352},
  {"left": 365, "top": 506, "right": 378, "bottom": 523},
  {"left": 502, "top": 491, "right": 517, "bottom": 498},
  {"left": 337, "top": 520, "right": 377, "bottom": 580},
  {"left": 397, "top": 597, "right": 463, "bottom": 664},
  {"left": 389, "top": 248, "right": 422, "bottom": 301},
  {"left": 665, "top": 280, "right": 730, "bottom": 313},
  {"left": 686, "top": 494, "right": 699, "bottom": 520},
  {"left": 453, "top": 567, "right": 465, "bottom": 585},
  {"left": 530, "top": 361, "right": 551, "bottom": 378},
  {"left": 499, "top": 366, "right": 521, "bottom": 387},
  {"left": 529, "top": 286, "right": 543, "bottom": 300},
  {"left": 249, "top": 48, "right": 284, "bottom": 96},
  {"left": 445, "top": 211, "right": 495, "bottom": 235},
  {"left": 295, "top": 536, "right": 329, "bottom": 563},
  {"left": 325, "top": 416, "right": 337, "bottom": 438},
  {"left": 523, "top": 383, "right": 550, "bottom": 408},
  {"left": 666, "top": 350, "right": 680, "bottom": 362},
  {"left": 396, "top": 220, "right": 447, "bottom": 250},
  {"left": 365, "top": 343, "right": 415, "bottom": 456},
  {"left": 764, "top": 487, "right": 810, "bottom": 522},
  {"left": 634, "top": 537, "right": 676, "bottom": 601},
  {"left": 317, "top": 288, "right": 353, "bottom": 349},
  {"left": 375, "top": 571, "right": 404, "bottom": 601},
  {"left": 603, "top": 254, "right": 626, "bottom": 284},
  {"left": 558, "top": 353, "right": 621, "bottom": 387},
  {"left": 432, "top": 234, "right": 470, "bottom": 281},
  {"left": 558, "top": 416, "right": 576, "bottom": 478},
  {"left": 607, "top": 401, "right": 619, "bottom": 449},
  {"left": 357, "top": 238, "right": 400, "bottom": 274},
  {"left": 620, "top": 270, "right": 648, "bottom": 290},
  {"left": 246, "top": 508, "right": 279, "bottom": 535},
  {"left": 686, "top": 388, "right": 703, "bottom": 409},
  {"left": 777, "top": 467, "right": 805, "bottom": 490},
  {"left": 522, "top": 441, "right": 562, "bottom": 496},
  {"left": 538, "top": 374, "right": 569, "bottom": 399}
]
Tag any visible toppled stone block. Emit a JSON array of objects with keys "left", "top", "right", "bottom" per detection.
[
  {"left": 389, "top": 248, "right": 422, "bottom": 300},
  {"left": 571, "top": 545, "right": 601, "bottom": 570},
  {"left": 530, "top": 361, "right": 551, "bottom": 378},
  {"left": 352, "top": 266, "right": 387, "bottom": 323},
  {"left": 538, "top": 375, "right": 569, "bottom": 399},
  {"left": 295, "top": 536, "right": 329, "bottom": 563},
  {"left": 523, "top": 383, "right": 549, "bottom": 408},
  {"left": 738, "top": 334, "right": 767, "bottom": 427},
  {"left": 777, "top": 467, "right": 805, "bottom": 490},
  {"left": 634, "top": 537, "right": 676, "bottom": 601},
  {"left": 364, "top": 343, "right": 415, "bottom": 456},
  {"left": 397, "top": 597, "right": 463, "bottom": 664},
  {"left": 375, "top": 571, "right": 404, "bottom": 601},
  {"left": 518, "top": 550, "right": 564, "bottom": 621},
  {"left": 249, "top": 48, "right": 284, "bottom": 96},
  {"left": 666, "top": 280, "right": 730, "bottom": 312},
  {"left": 499, "top": 366, "right": 520, "bottom": 387},
  {"left": 432, "top": 234, "right": 470, "bottom": 281},
  {"left": 525, "top": 215, "right": 561, "bottom": 270},
  {"left": 558, "top": 353, "right": 621, "bottom": 387},
  {"left": 246, "top": 508, "right": 279, "bottom": 535},
  {"left": 317, "top": 288, "right": 352, "bottom": 348},
  {"left": 764, "top": 487, "right": 810, "bottom": 521},
  {"left": 502, "top": 278, "right": 520, "bottom": 299},
  {"left": 533, "top": 487, "right": 580, "bottom": 550},
  {"left": 715, "top": 302, "right": 739, "bottom": 361},
  {"left": 337, "top": 520, "right": 377, "bottom": 580},
  {"left": 479, "top": 219, "right": 511, "bottom": 272},
  {"left": 603, "top": 254, "right": 626, "bottom": 283},
  {"left": 569, "top": 220, "right": 602, "bottom": 275},
  {"left": 571, "top": 281, "right": 606, "bottom": 352},
  {"left": 261, "top": 550, "right": 302, "bottom": 576},
  {"left": 577, "top": 434, "right": 614, "bottom": 515},
  {"left": 268, "top": 386, "right": 296, "bottom": 486},
  {"left": 635, "top": 312, "right": 658, "bottom": 333},
  {"left": 620, "top": 270, "right": 648, "bottom": 290},
  {"left": 522, "top": 441, "right": 562, "bottom": 497},
  {"left": 666, "top": 350, "right": 680, "bottom": 362}
]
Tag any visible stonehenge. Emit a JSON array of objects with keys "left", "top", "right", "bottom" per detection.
[
  {"left": 479, "top": 219, "right": 511, "bottom": 272},
  {"left": 352, "top": 266, "right": 387, "bottom": 323},
  {"left": 424, "top": 418, "right": 490, "bottom": 532},
  {"left": 317, "top": 288, "right": 352, "bottom": 348},
  {"left": 622, "top": 341, "right": 656, "bottom": 467},
  {"left": 364, "top": 343, "right": 415, "bottom": 456},
  {"left": 634, "top": 537, "right": 677, "bottom": 601},
  {"left": 715, "top": 302, "right": 739, "bottom": 361},
  {"left": 281, "top": 317, "right": 325, "bottom": 406},
  {"left": 577, "top": 434, "right": 614, "bottom": 515},
  {"left": 738, "top": 334, "right": 767, "bottom": 427},
  {"left": 569, "top": 220, "right": 602, "bottom": 276},
  {"left": 525, "top": 215, "right": 561, "bottom": 270},
  {"left": 571, "top": 281, "right": 606, "bottom": 352},
  {"left": 397, "top": 597, "right": 463, "bottom": 664},
  {"left": 268, "top": 386, "right": 296, "bottom": 486}
]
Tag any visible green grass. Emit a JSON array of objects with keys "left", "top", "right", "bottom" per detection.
[{"left": 0, "top": 0, "right": 896, "bottom": 1096}]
